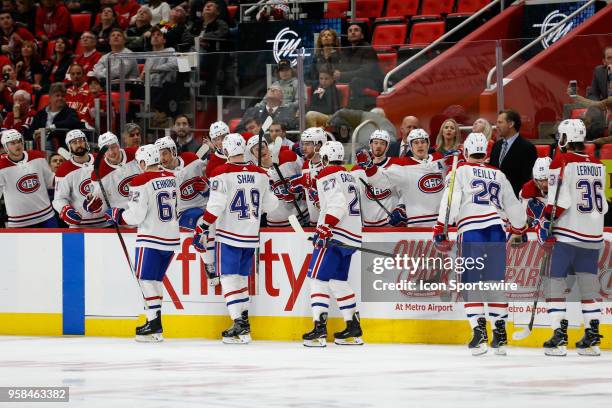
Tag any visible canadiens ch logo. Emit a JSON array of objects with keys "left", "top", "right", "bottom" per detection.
[
  {"left": 365, "top": 185, "right": 391, "bottom": 201},
  {"left": 16, "top": 174, "right": 40, "bottom": 193},
  {"left": 180, "top": 177, "right": 203, "bottom": 201},
  {"left": 418, "top": 174, "right": 444, "bottom": 193},
  {"left": 118, "top": 174, "right": 138, "bottom": 197},
  {"left": 79, "top": 178, "right": 93, "bottom": 196}
]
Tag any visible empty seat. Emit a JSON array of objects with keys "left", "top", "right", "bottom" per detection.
[
  {"left": 599, "top": 144, "right": 612, "bottom": 159},
  {"left": 372, "top": 24, "right": 407, "bottom": 50},
  {"left": 71, "top": 13, "right": 91, "bottom": 36},
  {"left": 376, "top": 52, "right": 398, "bottom": 74},
  {"left": 337, "top": 84, "right": 350, "bottom": 108},
  {"left": 457, "top": 0, "right": 491, "bottom": 13},
  {"left": 37, "top": 94, "right": 50, "bottom": 110},
  {"left": 228, "top": 118, "right": 241, "bottom": 132},
  {"left": 420, "top": 0, "right": 454, "bottom": 15},
  {"left": 227, "top": 5, "right": 238, "bottom": 19},
  {"left": 325, "top": 0, "right": 349, "bottom": 18},
  {"left": 409, "top": 21, "right": 445, "bottom": 45},
  {"left": 355, "top": 0, "right": 384, "bottom": 19},
  {"left": 570, "top": 108, "right": 587, "bottom": 119},
  {"left": 384, "top": 0, "right": 419, "bottom": 18},
  {"left": 46, "top": 40, "right": 56, "bottom": 59},
  {"left": 535, "top": 144, "right": 550, "bottom": 158}
]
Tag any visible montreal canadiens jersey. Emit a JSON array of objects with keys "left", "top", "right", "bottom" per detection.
[
  {"left": 438, "top": 162, "right": 525, "bottom": 234},
  {"left": 163, "top": 152, "right": 208, "bottom": 216},
  {"left": 351, "top": 158, "right": 399, "bottom": 227},
  {"left": 205, "top": 162, "right": 278, "bottom": 248},
  {"left": 53, "top": 154, "right": 107, "bottom": 227},
  {"left": 90, "top": 147, "right": 140, "bottom": 209},
  {"left": 365, "top": 153, "right": 450, "bottom": 226},
  {"left": 0, "top": 150, "right": 55, "bottom": 227},
  {"left": 303, "top": 158, "right": 323, "bottom": 226},
  {"left": 547, "top": 152, "right": 608, "bottom": 247},
  {"left": 122, "top": 171, "right": 180, "bottom": 251},
  {"left": 519, "top": 179, "right": 547, "bottom": 224},
  {"left": 316, "top": 165, "right": 362, "bottom": 246},
  {"left": 266, "top": 150, "right": 306, "bottom": 227},
  {"left": 205, "top": 150, "right": 226, "bottom": 179}
]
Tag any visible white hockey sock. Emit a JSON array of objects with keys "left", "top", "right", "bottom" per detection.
[
  {"left": 464, "top": 302, "right": 485, "bottom": 328},
  {"left": 329, "top": 279, "right": 357, "bottom": 321},
  {"left": 546, "top": 299, "right": 566, "bottom": 330},
  {"left": 199, "top": 239, "right": 216, "bottom": 265},
  {"left": 140, "top": 279, "right": 163, "bottom": 321},
  {"left": 487, "top": 302, "right": 508, "bottom": 324},
  {"left": 221, "top": 275, "right": 249, "bottom": 320},
  {"left": 308, "top": 278, "right": 330, "bottom": 321},
  {"left": 581, "top": 299, "right": 602, "bottom": 327}
]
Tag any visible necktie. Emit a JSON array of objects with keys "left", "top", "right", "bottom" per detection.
[
  {"left": 499, "top": 141, "right": 508, "bottom": 165},
  {"left": 400, "top": 144, "right": 408, "bottom": 157},
  {"left": 268, "top": 107, "right": 274, "bottom": 116}
]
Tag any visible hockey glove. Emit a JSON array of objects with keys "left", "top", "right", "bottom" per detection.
[
  {"left": 355, "top": 148, "right": 374, "bottom": 170},
  {"left": 192, "top": 221, "right": 210, "bottom": 253},
  {"left": 83, "top": 194, "right": 103, "bottom": 214},
  {"left": 536, "top": 217, "right": 556, "bottom": 249},
  {"left": 507, "top": 224, "right": 529, "bottom": 248},
  {"left": 291, "top": 142, "right": 303, "bottom": 158},
  {"left": 60, "top": 205, "right": 82, "bottom": 225},
  {"left": 192, "top": 177, "right": 209, "bottom": 196},
  {"left": 205, "top": 263, "right": 219, "bottom": 286},
  {"left": 388, "top": 204, "right": 408, "bottom": 226},
  {"left": 271, "top": 180, "right": 295, "bottom": 203},
  {"left": 104, "top": 207, "right": 126, "bottom": 225},
  {"left": 526, "top": 198, "right": 545, "bottom": 225},
  {"left": 288, "top": 173, "right": 310, "bottom": 195},
  {"left": 308, "top": 187, "right": 320, "bottom": 209},
  {"left": 432, "top": 222, "right": 452, "bottom": 253},
  {"left": 313, "top": 224, "right": 333, "bottom": 248}
]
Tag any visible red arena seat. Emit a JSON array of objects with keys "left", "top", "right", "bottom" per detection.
[
  {"left": 337, "top": 84, "right": 350, "bottom": 108},
  {"left": 570, "top": 108, "right": 587, "bottom": 119},
  {"left": 535, "top": 144, "right": 550, "bottom": 158},
  {"left": 376, "top": 52, "right": 398, "bottom": 74},
  {"left": 457, "top": 0, "right": 491, "bottom": 13},
  {"left": 420, "top": 0, "right": 455, "bottom": 15},
  {"left": 71, "top": 13, "right": 92, "bottom": 36},
  {"left": 599, "top": 144, "right": 612, "bottom": 159},
  {"left": 372, "top": 24, "right": 408, "bottom": 50},
  {"left": 384, "top": 0, "right": 419, "bottom": 18},
  {"left": 409, "top": 21, "right": 445, "bottom": 45},
  {"left": 355, "top": 0, "right": 384, "bottom": 19},
  {"left": 325, "top": 0, "right": 349, "bottom": 18}
]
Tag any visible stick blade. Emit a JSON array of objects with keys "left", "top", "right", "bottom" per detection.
[
  {"left": 262, "top": 116, "right": 274, "bottom": 133},
  {"left": 512, "top": 328, "right": 532, "bottom": 341},
  {"left": 288, "top": 215, "right": 309, "bottom": 241},
  {"left": 196, "top": 143, "right": 210, "bottom": 159}
]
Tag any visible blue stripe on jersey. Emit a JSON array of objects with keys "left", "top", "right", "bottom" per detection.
[
  {"left": 216, "top": 232, "right": 259, "bottom": 244},
  {"left": 136, "top": 239, "right": 180, "bottom": 246},
  {"left": 458, "top": 215, "right": 500, "bottom": 230},
  {"left": 553, "top": 232, "right": 603, "bottom": 243},
  {"left": 339, "top": 303, "right": 356, "bottom": 310},
  {"left": 62, "top": 232, "right": 85, "bottom": 335},
  {"left": 332, "top": 230, "right": 362, "bottom": 244},
  {"left": 8, "top": 207, "right": 54, "bottom": 224},
  {"left": 227, "top": 297, "right": 249, "bottom": 306},
  {"left": 582, "top": 309, "right": 601, "bottom": 313},
  {"left": 311, "top": 302, "right": 329, "bottom": 308},
  {"left": 547, "top": 308, "right": 567, "bottom": 313}
]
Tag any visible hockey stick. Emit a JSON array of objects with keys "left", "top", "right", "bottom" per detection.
[
  {"left": 443, "top": 154, "right": 459, "bottom": 236},
  {"left": 288, "top": 215, "right": 395, "bottom": 258},
  {"left": 512, "top": 161, "right": 565, "bottom": 341},
  {"left": 358, "top": 177, "right": 392, "bottom": 217},
  {"left": 273, "top": 162, "right": 308, "bottom": 223},
  {"left": 195, "top": 143, "right": 210, "bottom": 160},
  {"left": 257, "top": 116, "right": 274, "bottom": 167}
]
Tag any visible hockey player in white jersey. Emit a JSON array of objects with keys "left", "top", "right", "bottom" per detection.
[
  {"left": 351, "top": 130, "right": 399, "bottom": 227},
  {"left": 53, "top": 129, "right": 107, "bottom": 227},
  {"left": 245, "top": 134, "right": 305, "bottom": 227},
  {"left": 356, "top": 128, "right": 450, "bottom": 227},
  {"left": 536, "top": 119, "right": 607, "bottom": 356},
  {"left": 519, "top": 157, "right": 551, "bottom": 226},
  {"left": 434, "top": 133, "right": 528, "bottom": 356},
  {"left": 206, "top": 121, "right": 229, "bottom": 179},
  {"left": 192, "top": 133, "right": 278, "bottom": 344},
  {"left": 0, "top": 129, "right": 57, "bottom": 227},
  {"left": 84, "top": 132, "right": 140, "bottom": 214},
  {"left": 104, "top": 144, "right": 180, "bottom": 342},
  {"left": 288, "top": 127, "right": 328, "bottom": 226},
  {"left": 303, "top": 141, "right": 364, "bottom": 347}
]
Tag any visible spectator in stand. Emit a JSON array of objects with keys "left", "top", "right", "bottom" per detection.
[
  {"left": 115, "top": 0, "right": 141, "bottom": 28},
  {"left": 122, "top": 122, "right": 141, "bottom": 147},
  {"left": 43, "top": 37, "right": 73, "bottom": 85},
  {"left": 48, "top": 152, "right": 65, "bottom": 173},
  {"left": 142, "top": 26, "right": 178, "bottom": 114},
  {"left": 74, "top": 32, "right": 103, "bottom": 76},
  {"left": 35, "top": 0, "right": 73, "bottom": 42},
  {"left": 311, "top": 28, "right": 341, "bottom": 86},
  {"left": 2, "top": 89, "right": 35, "bottom": 135},
  {"left": 173, "top": 114, "right": 201, "bottom": 153},
  {"left": 84, "top": 76, "right": 108, "bottom": 130},
  {"left": 587, "top": 45, "right": 612, "bottom": 101},
  {"left": 336, "top": 24, "right": 382, "bottom": 111},
  {"left": 472, "top": 117, "right": 493, "bottom": 140},
  {"left": 239, "top": 84, "right": 297, "bottom": 131},
  {"left": 325, "top": 107, "right": 396, "bottom": 143},
  {"left": 305, "top": 68, "right": 341, "bottom": 127},
  {"left": 434, "top": 118, "right": 461, "bottom": 155},
  {"left": 15, "top": 40, "right": 43, "bottom": 93},
  {"left": 256, "top": 0, "right": 289, "bottom": 22},
  {"left": 29, "top": 82, "right": 84, "bottom": 149},
  {"left": 64, "top": 0, "right": 98, "bottom": 13},
  {"left": 490, "top": 109, "right": 538, "bottom": 198},
  {"left": 243, "top": 117, "right": 260, "bottom": 135},
  {"left": 66, "top": 63, "right": 91, "bottom": 126},
  {"left": 90, "top": 28, "right": 139, "bottom": 85},
  {"left": 158, "top": 6, "right": 194, "bottom": 52},
  {"left": 147, "top": 0, "right": 171, "bottom": 25},
  {"left": 196, "top": 0, "right": 229, "bottom": 95},
  {"left": 0, "top": 10, "right": 35, "bottom": 62},
  {"left": 190, "top": 0, "right": 231, "bottom": 27},
  {"left": 388, "top": 115, "right": 419, "bottom": 157},
  {"left": 268, "top": 121, "right": 294, "bottom": 147},
  {"left": 126, "top": 6, "right": 153, "bottom": 52},
  {"left": 13, "top": 0, "right": 36, "bottom": 33},
  {"left": 0, "top": 63, "right": 32, "bottom": 111},
  {"left": 259, "top": 59, "right": 304, "bottom": 110},
  {"left": 92, "top": 7, "right": 122, "bottom": 53}
]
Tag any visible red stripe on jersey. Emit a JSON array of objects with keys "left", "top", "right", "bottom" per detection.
[
  {"left": 488, "top": 303, "right": 508, "bottom": 308},
  {"left": 337, "top": 294, "right": 355, "bottom": 302},
  {"left": 224, "top": 287, "right": 248, "bottom": 298},
  {"left": 464, "top": 303, "right": 485, "bottom": 308},
  {"left": 137, "top": 234, "right": 180, "bottom": 242},
  {"left": 311, "top": 293, "right": 330, "bottom": 298},
  {"left": 144, "top": 296, "right": 162, "bottom": 301},
  {"left": 216, "top": 228, "right": 258, "bottom": 239},
  {"left": 553, "top": 226, "right": 603, "bottom": 239}
]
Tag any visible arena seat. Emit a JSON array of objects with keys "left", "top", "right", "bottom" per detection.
[
  {"left": 111, "top": 91, "right": 130, "bottom": 115},
  {"left": 535, "top": 144, "right": 550, "bottom": 158},
  {"left": 228, "top": 5, "right": 238, "bottom": 20},
  {"left": 355, "top": 0, "right": 385, "bottom": 19},
  {"left": 420, "top": 0, "right": 455, "bottom": 15},
  {"left": 46, "top": 40, "right": 56, "bottom": 59},
  {"left": 337, "top": 84, "right": 350, "bottom": 108},
  {"left": 37, "top": 94, "right": 50, "bottom": 110},
  {"left": 457, "top": 0, "right": 491, "bottom": 13},
  {"left": 384, "top": 0, "right": 420, "bottom": 18},
  {"left": 376, "top": 52, "right": 398, "bottom": 74},
  {"left": 71, "top": 13, "right": 91, "bottom": 36},
  {"left": 570, "top": 108, "right": 587, "bottom": 119},
  {"left": 409, "top": 21, "right": 445, "bottom": 45},
  {"left": 372, "top": 24, "right": 408, "bottom": 51},
  {"left": 229, "top": 118, "right": 241, "bottom": 132},
  {"left": 324, "top": 0, "right": 349, "bottom": 18},
  {"left": 599, "top": 144, "right": 612, "bottom": 159}
]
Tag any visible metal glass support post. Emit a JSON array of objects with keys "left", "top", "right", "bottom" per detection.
[
  {"left": 495, "top": 40, "right": 504, "bottom": 113},
  {"left": 296, "top": 50, "right": 306, "bottom": 133}
]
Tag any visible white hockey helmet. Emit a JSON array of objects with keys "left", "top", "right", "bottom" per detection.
[
  {"left": 65, "top": 129, "right": 88, "bottom": 153},
  {"left": 407, "top": 128, "right": 429, "bottom": 147},
  {"left": 369, "top": 129, "right": 391, "bottom": 145},
  {"left": 135, "top": 144, "right": 160, "bottom": 167},
  {"left": 301, "top": 127, "right": 327, "bottom": 146},
  {"left": 154, "top": 136, "right": 177, "bottom": 157},
  {"left": 222, "top": 133, "right": 246, "bottom": 157},
  {"left": 532, "top": 156, "right": 552, "bottom": 180},
  {"left": 246, "top": 134, "right": 267, "bottom": 153},
  {"left": 1, "top": 129, "right": 24, "bottom": 150},
  {"left": 319, "top": 141, "right": 344, "bottom": 165},
  {"left": 98, "top": 131, "right": 119, "bottom": 149},
  {"left": 557, "top": 119, "right": 586, "bottom": 148},
  {"left": 210, "top": 121, "right": 230, "bottom": 140},
  {"left": 463, "top": 132, "right": 488, "bottom": 158}
]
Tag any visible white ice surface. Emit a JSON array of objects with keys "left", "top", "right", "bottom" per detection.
[{"left": 1, "top": 337, "right": 611, "bottom": 408}]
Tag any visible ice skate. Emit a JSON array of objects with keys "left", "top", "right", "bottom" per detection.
[
  {"left": 334, "top": 312, "right": 364, "bottom": 346},
  {"left": 490, "top": 319, "right": 507, "bottom": 356},
  {"left": 468, "top": 317, "right": 488, "bottom": 356},
  {"left": 205, "top": 263, "right": 219, "bottom": 286},
  {"left": 303, "top": 313, "right": 328, "bottom": 347},
  {"left": 544, "top": 319, "right": 568, "bottom": 356},
  {"left": 135, "top": 311, "right": 163, "bottom": 342},
  {"left": 222, "top": 317, "right": 251, "bottom": 344},
  {"left": 241, "top": 310, "right": 251, "bottom": 332},
  {"left": 576, "top": 319, "right": 603, "bottom": 356}
]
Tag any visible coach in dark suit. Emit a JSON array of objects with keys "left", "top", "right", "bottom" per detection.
[
  {"left": 489, "top": 109, "right": 538, "bottom": 198},
  {"left": 587, "top": 46, "right": 612, "bottom": 101},
  {"left": 388, "top": 115, "right": 419, "bottom": 157}
]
